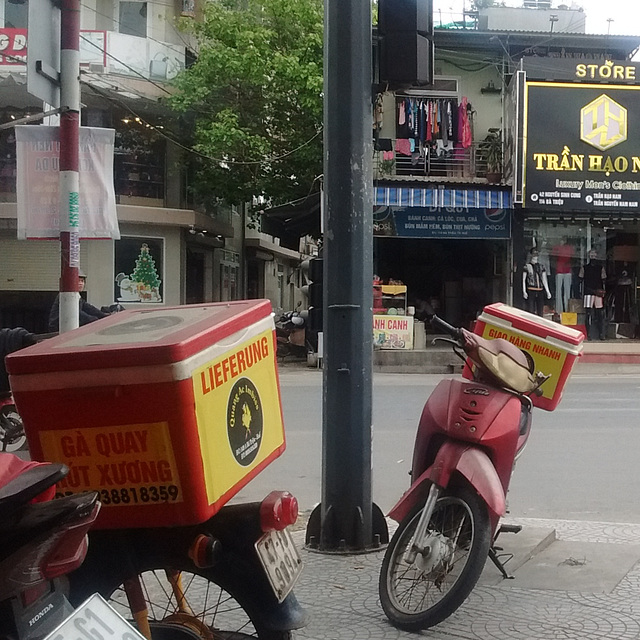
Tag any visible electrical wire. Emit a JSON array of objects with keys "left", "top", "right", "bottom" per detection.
[
  {"left": 80, "top": 1, "right": 195, "bottom": 58},
  {"left": 81, "top": 77, "right": 323, "bottom": 167},
  {"left": 79, "top": 34, "right": 173, "bottom": 96}
]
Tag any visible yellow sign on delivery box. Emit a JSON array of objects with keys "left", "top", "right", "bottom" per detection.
[
  {"left": 39, "top": 421, "right": 183, "bottom": 506},
  {"left": 192, "top": 327, "right": 285, "bottom": 506},
  {"left": 479, "top": 325, "right": 566, "bottom": 400}
]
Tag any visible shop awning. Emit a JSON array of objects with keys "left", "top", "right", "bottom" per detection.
[
  {"left": 262, "top": 186, "right": 512, "bottom": 244},
  {"left": 261, "top": 191, "right": 321, "bottom": 249},
  {"left": 375, "top": 186, "right": 512, "bottom": 209}
]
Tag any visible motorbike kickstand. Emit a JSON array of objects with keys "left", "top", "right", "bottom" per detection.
[{"left": 489, "top": 523, "right": 522, "bottom": 580}]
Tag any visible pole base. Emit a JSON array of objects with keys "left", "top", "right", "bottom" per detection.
[{"left": 304, "top": 502, "right": 389, "bottom": 554}]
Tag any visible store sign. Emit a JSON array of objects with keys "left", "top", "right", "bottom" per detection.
[
  {"left": 0, "top": 28, "right": 27, "bottom": 65},
  {"left": 373, "top": 206, "right": 510, "bottom": 239},
  {"left": 524, "top": 82, "right": 640, "bottom": 212},
  {"left": 373, "top": 315, "right": 414, "bottom": 350},
  {"left": 522, "top": 58, "right": 640, "bottom": 84},
  {"left": 0, "top": 28, "right": 106, "bottom": 67}
]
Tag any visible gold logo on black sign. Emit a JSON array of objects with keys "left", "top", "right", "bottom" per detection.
[
  {"left": 580, "top": 94, "right": 627, "bottom": 151},
  {"left": 227, "top": 378, "right": 263, "bottom": 467}
]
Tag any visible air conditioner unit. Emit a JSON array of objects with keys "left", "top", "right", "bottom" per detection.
[
  {"left": 149, "top": 60, "right": 168, "bottom": 79},
  {"left": 88, "top": 63, "right": 105, "bottom": 74}
]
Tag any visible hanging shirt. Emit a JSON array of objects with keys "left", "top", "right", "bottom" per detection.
[
  {"left": 459, "top": 97, "right": 472, "bottom": 149},
  {"left": 581, "top": 261, "right": 606, "bottom": 295},
  {"left": 525, "top": 262, "right": 545, "bottom": 291},
  {"left": 553, "top": 244, "right": 574, "bottom": 274}
]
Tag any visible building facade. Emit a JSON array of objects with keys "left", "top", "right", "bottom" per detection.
[
  {"left": 372, "top": 5, "right": 640, "bottom": 337},
  {"left": 0, "top": 0, "right": 303, "bottom": 333}
]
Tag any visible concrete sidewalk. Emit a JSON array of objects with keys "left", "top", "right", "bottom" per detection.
[
  {"left": 291, "top": 517, "right": 640, "bottom": 639},
  {"left": 370, "top": 340, "right": 640, "bottom": 374}
]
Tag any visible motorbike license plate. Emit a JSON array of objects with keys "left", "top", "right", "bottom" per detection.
[
  {"left": 44, "top": 593, "right": 145, "bottom": 640},
  {"left": 255, "top": 527, "right": 303, "bottom": 603}
]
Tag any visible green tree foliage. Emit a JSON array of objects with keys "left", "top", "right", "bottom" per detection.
[{"left": 170, "top": 0, "right": 323, "bottom": 210}]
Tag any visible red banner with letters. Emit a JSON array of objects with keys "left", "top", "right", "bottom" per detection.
[{"left": 0, "top": 29, "right": 27, "bottom": 65}]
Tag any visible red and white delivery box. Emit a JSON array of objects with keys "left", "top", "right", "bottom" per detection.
[
  {"left": 468, "top": 303, "right": 584, "bottom": 411},
  {"left": 6, "top": 300, "right": 285, "bottom": 529}
]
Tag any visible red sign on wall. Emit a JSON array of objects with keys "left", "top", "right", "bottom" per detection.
[{"left": 0, "top": 29, "right": 27, "bottom": 65}]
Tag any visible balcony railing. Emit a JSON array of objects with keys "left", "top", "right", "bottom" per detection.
[
  {"left": 374, "top": 140, "right": 498, "bottom": 183},
  {"left": 0, "top": 28, "right": 185, "bottom": 82}
]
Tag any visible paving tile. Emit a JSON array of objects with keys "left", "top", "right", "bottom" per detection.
[{"left": 291, "top": 518, "right": 640, "bottom": 640}]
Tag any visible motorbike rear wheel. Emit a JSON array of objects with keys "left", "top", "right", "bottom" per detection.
[
  {"left": 379, "top": 485, "right": 491, "bottom": 631},
  {"left": 107, "top": 567, "right": 293, "bottom": 640}
]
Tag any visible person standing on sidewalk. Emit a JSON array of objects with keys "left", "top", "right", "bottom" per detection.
[
  {"left": 48, "top": 271, "right": 109, "bottom": 332},
  {"left": 579, "top": 249, "right": 607, "bottom": 341}
]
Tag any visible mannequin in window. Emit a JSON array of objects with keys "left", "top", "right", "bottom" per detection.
[
  {"left": 579, "top": 249, "right": 607, "bottom": 341},
  {"left": 523, "top": 249, "right": 551, "bottom": 316},
  {"left": 614, "top": 262, "right": 633, "bottom": 324},
  {"left": 552, "top": 236, "right": 574, "bottom": 314}
]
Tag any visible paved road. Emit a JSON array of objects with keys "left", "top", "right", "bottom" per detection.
[{"left": 235, "top": 367, "right": 640, "bottom": 524}]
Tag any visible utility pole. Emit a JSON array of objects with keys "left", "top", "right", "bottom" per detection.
[
  {"left": 58, "top": 0, "right": 81, "bottom": 333},
  {"left": 305, "top": 0, "right": 388, "bottom": 552}
]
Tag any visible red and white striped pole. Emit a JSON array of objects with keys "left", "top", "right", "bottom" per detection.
[{"left": 58, "top": 0, "right": 81, "bottom": 333}]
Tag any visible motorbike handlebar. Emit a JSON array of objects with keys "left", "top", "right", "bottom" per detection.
[{"left": 429, "top": 315, "right": 464, "bottom": 342}]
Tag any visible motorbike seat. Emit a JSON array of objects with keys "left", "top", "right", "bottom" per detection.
[
  {"left": 0, "top": 491, "right": 99, "bottom": 562},
  {"left": 0, "top": 453, "right": 68, "bottom": 518}
]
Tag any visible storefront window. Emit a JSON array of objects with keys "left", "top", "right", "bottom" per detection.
[
  {"left": 220, "top": 251, "right": 240, "bottom": 302},
  {"left": 114, "top": 116, "right": 165, "bottom": 201},
  {"left": 522, "top": 218, "right": 639, "bottom": 332},
  {"left": 119, "top": 1, "right": 147, "bottom": 38},
  {"left": 4, "top": 0, "right": 27, "bottom": 29}
]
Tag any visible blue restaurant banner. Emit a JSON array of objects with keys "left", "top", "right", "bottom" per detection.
[{"left": 373, "top": 206, "right": 511, "bottom": 239}]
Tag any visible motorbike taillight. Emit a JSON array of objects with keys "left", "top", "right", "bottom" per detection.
[
  {"left": 259, "top": 491, "right": 299, "bottom": 532},
  {"left": 0, "top": 511, "right": 98, "bottom": 596},
  {"left": 42, "top": 502, "right": 100, "bottom": 579}
]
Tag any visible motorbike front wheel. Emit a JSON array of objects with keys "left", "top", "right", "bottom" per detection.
[
  {"left": 107, "top": 567, "right": 293, "bottom": 640},
  {"left": 0, "top": 406, "right": 27, "bottom": 452},
  {"left": 379, "top": 485, "right": 491, "bottom": 631}
]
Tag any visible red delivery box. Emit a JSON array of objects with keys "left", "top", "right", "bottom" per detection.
[
  {"left": 467, "top": 303, "right": 584, "bottom": 411},
  {"left": 6, "top": 300, "right": 285, "bottom": 529}
]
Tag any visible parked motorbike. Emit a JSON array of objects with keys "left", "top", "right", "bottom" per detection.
[
  {"left": 275, "top": 310, "right": 313, "bottom": 359},
  {"left": 0, "top": 452, "right": 100, "bottom": 639},
  {"left": 0, "top": 328, "right": 37, "bottom": 453},
  {"left": 100, "top": 303, "right": 126, "bottom": 314},
  {"left": 6, "top": 300, "right": 308, "bottom": 639},
  {"left": 66, "top": 490, "right": 306, "bottom": 639},
  {"left": 0, "top": 393, "right": 26, "bottom": 453},
  {"left": 379, "top": 313, "right": 550, "bottom": 630}
]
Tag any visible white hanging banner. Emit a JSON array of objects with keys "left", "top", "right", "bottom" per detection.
[{"left": 15, "top": 125, "right": 120, "bottom": 240}]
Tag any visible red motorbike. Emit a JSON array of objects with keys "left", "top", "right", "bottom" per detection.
[
  {"left": 0, "top": 453, "right": 100, "bottom": 639},
  {"left": 0, "top": 392, "right": 26, "bottom": 453},
  {"left": 379, "top": 314, "right": 549, "bottom": 630},
  {"left": 0, "top": 327, "right": 38, "bottom": 453}
]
